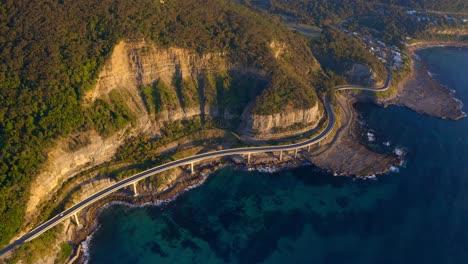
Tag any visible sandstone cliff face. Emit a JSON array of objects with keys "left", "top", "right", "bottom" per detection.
[
  {"left": 247, "top": 102, "right": 323, "bottom": 137},
  {"left": 27, "top": 41, "right": 229, "bottom": 215},
  {"left": 85, "top": 40, "right": 229, "bottom": 123},
  {"left": 26, "top": 130, "right": 129, "bottom": 215},
  {"left": 26, "top": 40, "right": 324, "bottom": 218}
]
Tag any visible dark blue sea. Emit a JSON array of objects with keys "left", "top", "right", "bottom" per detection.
[{"left": 88, "top": 47, "right": 468, "bottom": 264}]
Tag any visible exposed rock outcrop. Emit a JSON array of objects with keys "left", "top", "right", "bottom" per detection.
[
  {"left": 345, "top": 63, "right": 377, "bottom": 86},
  {"left": 26, "top": 40, "right": 324, "bottom": 219},
  {"left": 247, "top": 102, "right": 323, "bottom": 137},
  {"left": 27, "top": 41, "right": 230, "bottom": 216},
  {"left": 85, "top": 40, "right": 230, "bottom": 122}
]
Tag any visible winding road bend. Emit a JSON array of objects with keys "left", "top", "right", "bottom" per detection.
[{"left": 0, "top": 69, "right": 391, "bottom": 257}]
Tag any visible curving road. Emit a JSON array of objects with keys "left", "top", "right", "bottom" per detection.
[
  {"left": 0, "top": 69, "right": 391, "bottom": 257},
  {"left": 335, "top": 70, "right": 392, "bottom": 91}
]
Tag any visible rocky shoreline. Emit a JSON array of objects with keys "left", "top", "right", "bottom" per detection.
[
  {"left": 381, "top": 41, "right": 468, "bottom": 120},
  {"left": 286, "top": 41, "right": 467, "bottom": 180},
  {"left": 74, "top": 153, "right": 401, "bottom": 263},
  {"left": 73, "top": 41, "right": 468, "bottom": 263},
  {"left": 75, "top": 149, "right": 406, "bottom": 263},
  {"left": 8, "top": 41, "right": 467, "bottom": 264},
  {"left": 71, "top": 158, "right": 332, "bottom": 263}
]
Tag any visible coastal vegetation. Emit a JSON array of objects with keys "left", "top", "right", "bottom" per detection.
[
  {"left": 245, "top": 0, "right": 467, "bottom": 45},
  {"left": 0, "top": 0, "right": 323, "bottom": 246},
  {"left": 8, "top": 228, "right": 62, "bottom": 264},
  {"left": 248, "top": 0, "right": 467, "bottom": 25},
  {"left": 374, "top": 55, "right": 411, "bottom": 100},
  {"left": 349, "top": 10, "right": 467, "bottom": 44},
  {"left": 378, "top": 0, "right": 468, "bottom": 12},
  {"left": 310, "top": 26, "right": 387, "bottom": 85},
  {"left": 1, "top": 0, "right": 465, "bottom": 260},
  {"left": 88, "top": 90, "right": 135, "bottom": 137}
]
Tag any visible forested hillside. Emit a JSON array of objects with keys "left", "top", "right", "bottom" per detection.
[
  {"left": 243, "top": 0, "right": 467, "bottom": 46},
  {"left": 379, "top": 0, "right": 467, "bottom": 13},
  {"left": 248, "top": 0, "right": 467, "bottom": 24},
  {"left": 2, "top": 0, "right": 463, "bottom": 249},
  {"left": 243, "top": 0, "right": 467, "bottom": 41},
  {"left": 311, "top": 26, "right": 387, "bottom": 84},
  {"left": 0, "top": 0, "right": 322, "bottom": 246}
]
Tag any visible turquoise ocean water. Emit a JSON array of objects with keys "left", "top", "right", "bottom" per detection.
[{"left": 88, "top": 47, "right": 468, "bottom": 264}]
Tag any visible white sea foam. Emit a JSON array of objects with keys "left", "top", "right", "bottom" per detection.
[
  {"left": 383, "top": 141, "right": 391, "bottom": 147},
  {"left": 394, "top": 147, "right": 407, "bottom": 156},
  {"left": 82, "top": 228, "right": 98, "bottom": 264},
  {"left": 399, "top": 160, "right": 407, "bottom": 167},
  {"left": 429, "top": 71, "right": 466, "bottom": 118},
  {"left": 357, "top": 174, "right": 377, "bottom": 180},
  {"left": 427, "top": 71, "right": 436, "bottom": 78},
  {"left": 453, "top": 97, "right": 467, "bottom": 117},
  {"left": 256, "top": 166, "right": 279, "bottom": 173},
  {"left": 253, "top": 161, "right": 311, "bottom": 174},
  {"left": 367, "top": 132, "right": 376, "bottom": 142},
  {"left": 389, "top": 166, "right": 400, "bottom": 173}
]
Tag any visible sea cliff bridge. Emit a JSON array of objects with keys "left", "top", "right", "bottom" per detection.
[{"left": 0, "top": 70, "right": 391, "bottom": 257}]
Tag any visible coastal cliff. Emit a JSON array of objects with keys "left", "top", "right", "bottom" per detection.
[
  {"left": 25, "top": 40, "right": 324, "bottom": 219},
  {"left": 246, "top": 103, "right": 323, "bottom": 138}
]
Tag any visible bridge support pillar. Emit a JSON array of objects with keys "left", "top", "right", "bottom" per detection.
[
  {"left": 279, "top": 151, "right": 283, "bottom": 161},
  {"left": 73, "top": 212, "right": 80, "bottom": 226},
  {"left": 132, "top": 182, "right": 138, "bottom": 197},
  {"left": 190, "top": 162, "right": 194, "bottom": 175},
  {"left": 308, "top": 145, "right": 311, "bottom": 152},
  {"left": 294, "top": 149, "right": 298, "bottom": 158},
  {"left": 247, "top": 153, "right": 251, "bottom": 164}
]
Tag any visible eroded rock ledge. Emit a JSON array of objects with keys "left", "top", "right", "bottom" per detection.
[
  {"left": 25, "top": 40, "right": 324, "bottom": 220},
  {"left": 380, "top": 42, "right": 467, "bottom": 120}
]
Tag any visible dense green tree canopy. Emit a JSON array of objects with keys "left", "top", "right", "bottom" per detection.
[
  {"left": 311, "top": 26, "right": 387, "bottom": 84},
  {"left": 0, "top": 0, "right": 321, "bottom": 246},
  {"left": 1, "top": 0, "right": 463, "bottom": 247}
]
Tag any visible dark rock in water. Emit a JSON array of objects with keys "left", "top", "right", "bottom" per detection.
[
  {"left": 336, "top": 196, "right": 350, "bottom": 208},
  {"left": 145, "top": 241, "right": 169, "bottom": 257},
  {"left": 181, "top": 239, "right": 201, "bottom": 251},
  {"left": 160, "top": 217, "right": 182, "bottom": 242}
]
